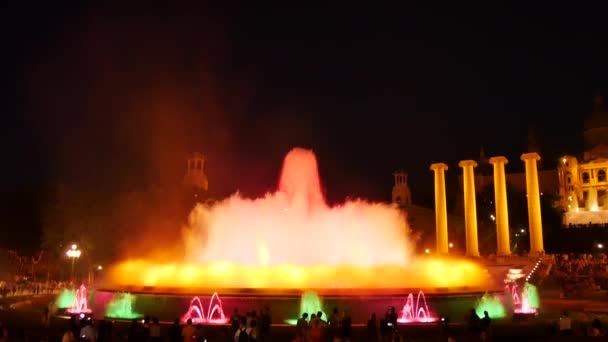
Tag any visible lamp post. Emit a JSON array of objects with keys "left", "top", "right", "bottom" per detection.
[{"left": 66, "top": 244, "right": 81, "bottom": 281}]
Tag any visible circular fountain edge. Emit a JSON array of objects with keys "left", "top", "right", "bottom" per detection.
[{"left": 96, "top": 285, "right": 502, "bottom": 297}]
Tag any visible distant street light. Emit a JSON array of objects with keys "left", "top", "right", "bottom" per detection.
[{"left": 66, "top": 244, "right": 81, "bottom": 280}]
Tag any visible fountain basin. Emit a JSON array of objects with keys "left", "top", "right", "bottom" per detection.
[{"left": 90, "top": 287, "right": 500, "bottom": 324}]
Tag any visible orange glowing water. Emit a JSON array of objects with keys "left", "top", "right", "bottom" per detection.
[{"left": 105, "top": 148, "right": 493, "bottom": 291}]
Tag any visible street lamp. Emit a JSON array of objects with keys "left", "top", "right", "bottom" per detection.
[{"left": 66, "top": 244, "right": 81, "bottom": 280}]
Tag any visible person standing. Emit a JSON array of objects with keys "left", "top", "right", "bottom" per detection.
[
  {"left": 168, "top": 318, "right": 182, "bottom": 342},
  {"left": 559, "top": 311, "right": 572, "bottom": 336}
]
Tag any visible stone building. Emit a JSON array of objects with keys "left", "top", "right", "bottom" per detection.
[{"left": 558, "top": 95, "right": 608, "bottom": 225}]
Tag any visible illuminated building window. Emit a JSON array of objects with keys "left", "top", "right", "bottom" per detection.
[
  {"left": 197, "top": 160, "right": 202, "bottom": 170},
  {"left": 598, "top": 170, "right": 606, "bottom": 182},
  {"left": 583, "top": 172, "right": 590, "bottom": 184}
]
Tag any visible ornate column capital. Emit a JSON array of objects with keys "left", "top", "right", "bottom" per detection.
[
  {"left": 430, "top": 163, "right": 449, "bottom": 171},
  {"left": 489, "top": 156, "right": 509, "bottom": 165},
  {"left": 458, "top": 160, "right": 478, "bottom": 168},
  {"left": 521, "top": 152, "right": 541, "bottom": 161}
]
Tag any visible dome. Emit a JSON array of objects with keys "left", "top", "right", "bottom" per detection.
[{"left": 583, "top": 95, "right": 608, "bottom": 149}]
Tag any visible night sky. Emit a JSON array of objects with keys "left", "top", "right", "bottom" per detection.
[{"left": 2, "top": 4, "right": 607, "bottom": 212}]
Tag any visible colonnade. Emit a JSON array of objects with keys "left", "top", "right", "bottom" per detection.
[{"left": 430, "top": 152, "right": 544, "bottom": 256}]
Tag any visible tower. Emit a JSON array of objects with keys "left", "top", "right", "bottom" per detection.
[
  {"left": 558, "top": 155, "right": 580, "bottom": 211},
  {"left": 392, "top": 170, "right": 411, "bottom": 208},
  {"left": 183, "top": 152, "right": 209, "bottom": 191}
]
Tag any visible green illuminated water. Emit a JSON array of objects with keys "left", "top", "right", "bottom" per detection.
[
  {"left": 105, "top": 293, "right": 142, "bottom": 319},
  {"left": 284, "top": 291, "right": 326, "bottom": 325},
  {"left": 56, "top": 288, "right": 75, "bottom": 309},
  {"left": 475, "top": 292, "right": 506, "bottom": 319},
  {"left": 524, "top": 282, "right": 540, "bottom": 309}
]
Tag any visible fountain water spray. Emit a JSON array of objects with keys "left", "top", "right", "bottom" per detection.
[
  {"left": 56, "top": 288, "right": 76, "bottom": 309},
  {"left": 181, "top": 292, "right": 228, "bottom": 324},
  {"left": 514, "top": 282, "right": 539, "bottom": 314},
  {"left": 505, "top": 283, "right": 520, "bottom": 305},
  {"left": 397, "top": 290, "right": 436, "bottom": 323},
  {"left": 106, "top": 293, "right": 142, "bottom": 319},
  {"left": 106, "top": 148, "right": 493, "bottom": 291},
  {"left": 285, "top": 291, "right": 326, "bottom": 325},
  {"left": 475, "top": 292, "right": 506, "bottom": 318},
  {"left": 66, "top": 284, "right": 92, "bottom": 314}
]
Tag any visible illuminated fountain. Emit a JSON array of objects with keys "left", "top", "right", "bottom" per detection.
[
  {"left": 97, "top": 148, "right": 497, "bottom": 323},
  {"left": 285, "top": 291, "right": 326, "bottom": 325},
  {"left": 505, "top": 283, "right": 521, "bottom": 305},
  {"left": 105, "top": 293, "right": 142, "bottom": 319},
  {"left": 182, "top": 292, "right": 228, "bottom": 324},
  {"left": 475, "top": 293, "right": 506, "bottom": 319},
  {"left": 56, "top": 288, "right": 76, "bottom": 309},
  {"left": 397, "top": 291, "right": 436, "bottom": 323},
  {"left": 514, "top": 282, "right": 539, "bottom": 314},
  {"left": 66, "top": 284, "right": 92, "bottom": 314}
]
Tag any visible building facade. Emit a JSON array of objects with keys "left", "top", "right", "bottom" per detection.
[{"left": 558, "top": 95, "right": 608, "bottom": 225}]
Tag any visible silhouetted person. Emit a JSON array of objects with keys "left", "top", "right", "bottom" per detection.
[
  {"left": 235, "top": 317, "right": 248, "bottom": 342},
  {"left": 340, "top": 311, "right": 352, "bottom": 342},
  {"left": 68, "top": 315, "right": 79, "bottom": 340},
  {"left": 231, "top": 309, "right": 241, "bottom": 336},
  {"left": 366, "top": 313, "right": 379, "bottom": 341},
  {"left": 329, "top": 307, "right": 340, "bottom": 338},
  {"left": 248, "top": 319, "right": 259, "bottom": 341},
  {"left": 590, "top": 318, "right": 602, "bottom": 336},
  {"left": 480, "top": 311, "right": 491, "bottom": 341},
  {"left": 296, "top": 313, "right": 309, "bottom": 340},
  {"left": 97, "top": 320, "right": 112, "bottom": 342},
  {"left": 468, "top": 308, "right": 480, "bottom": 333},
  {"left": 559, "top": 311, "right": 572, "bottom": 335},
  {"left": 168, "top": 318, "right": 181, "bottom": 342},
  {"left": 260, "top": 306, "right": 271, "bottom": 341},
  {"left": 388, "top": 306, "right": 398, "bottom": 327},
  {"left": 79, "top": 318, "right": 96, "bottom": 342},
  {"left": 127, "top": 319, "right": 139, "bottom": 342},
  {"left": 0, "top": 321, "right": 8, "bottom": 342},
  {"left": 150, "top": 317, "right": 161, "bottom": 342},
  {"left": 182, "top": 318, "right": 196, "bottom": 341},
  {"left": 194, "top": 324, "right": 206, "bottom": 342}
]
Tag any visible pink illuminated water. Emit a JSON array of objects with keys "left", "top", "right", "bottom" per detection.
[
  {"left": 181, "top": 292, "right": 228, "bottom": 324},
  {"left": 66, "top": 284, "right": 92, "bottom": 314},
  {"left": 514, "top": 294, "right": 537, "bottom": 314},
  {"left": 505, "top": 283, "right": 520, "bottom": 305},
  {"left": 397, "top": 290, "right": 436, "bottom": 323},
  {"left": 513, "top": 284, "right": 538, "bottom": 314}
]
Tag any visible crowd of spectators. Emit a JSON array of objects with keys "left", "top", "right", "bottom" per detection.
[
  {"left": 0, "top": 280, "right": 63, "bottom": 298},
  {"left": 546, "top": 253, "right": 608, "bottom": 297}
]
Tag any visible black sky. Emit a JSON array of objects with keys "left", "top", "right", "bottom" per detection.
[{"left": 2, "top": 3, "right": 607, "bottom": 210}]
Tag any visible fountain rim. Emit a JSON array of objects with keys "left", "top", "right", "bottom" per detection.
[{"left": 96, "top": 285, "right": 502, "bottom": 297}]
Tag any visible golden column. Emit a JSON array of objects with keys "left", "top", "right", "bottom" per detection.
[
  {"left": 459, "top": 160, "right": 480, "bottom": 257},
  {"left": 430, "top": 163, "right": 449, "bottom": 254},
  {"left": 489, "top": 156, "right": 511, "bottom": 256},
  {"left": 521, "top": 152, "right": 544, "bottom": 254}
]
